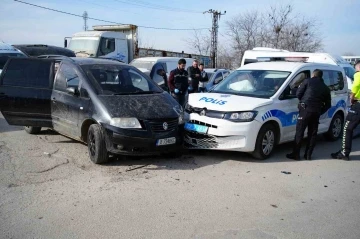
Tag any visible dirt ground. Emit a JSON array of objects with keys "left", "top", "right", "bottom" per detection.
[{"left": 1, "top": 114, "right": 360, "bottom": 239}]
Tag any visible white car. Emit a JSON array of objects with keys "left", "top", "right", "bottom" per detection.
[{"left": 184, "top": 61, "right": 348, "bottom": 159}]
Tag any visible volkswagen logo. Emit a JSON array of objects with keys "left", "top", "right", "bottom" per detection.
[
  {"left": 163, "top": 122, "right": 168, "bottom": 130},
  {"left": 200, "top": 109, "right": 206, "bottom": 116}
]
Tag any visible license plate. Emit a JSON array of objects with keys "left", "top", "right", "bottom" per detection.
[
  {"left": 184, "top": 123, "right": 208, "bottom": 134},
  {"left": 156, "top": 137, "right": 176, "bottom": 146}
]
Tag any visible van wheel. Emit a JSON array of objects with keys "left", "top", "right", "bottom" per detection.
[
  {"left": 87, "top": 124, "right": 108, "bottom": 164},
  {"left": 325, "top": 113, "right": 343, "bottom": 141},
  {"left": 252, "top": 124, "right": 277, "bottom": 160},
  {"left": 24, "top": 126, "right": 41, "bottom": 134}
]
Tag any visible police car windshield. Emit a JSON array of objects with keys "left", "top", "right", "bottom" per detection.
[
  {"left": 82, "top": 64, "right": 163, "bottom": 95},
  {"left": 212, "top": 70, "right": 291, "bottom": 98}
]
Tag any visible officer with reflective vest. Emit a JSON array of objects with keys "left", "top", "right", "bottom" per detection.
[
  {"left": 331, "top": 60, "right": 360, "bottom": 160},
  {"left": 168, "top": 58, "right": 189, "bottom": 108},
  {"left": 286, "top": 69, "right": 331, "bottom": 160}
]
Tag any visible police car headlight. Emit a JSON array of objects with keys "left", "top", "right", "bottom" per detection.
[
  {"left": 110, "top": 118, "right": 142, "bottom": 129},
  {"left": 224, "top": 111, "right": 258, "bottom": 122}
]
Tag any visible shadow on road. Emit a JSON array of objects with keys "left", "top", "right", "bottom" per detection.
[{"left": 0, "top": 118, "right": 22, "bottom": 133}]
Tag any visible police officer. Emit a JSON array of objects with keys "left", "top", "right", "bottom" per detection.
[
  {"left": 286, "top": 69, "right": 331, "bottom": 160},
  {"left": 198, "top": 63, "right": 209, "bottom": 92},
  {"left": 187, "top": 59, "right": 201, "bottom": 93},
  {"left": 168, "top": 58, "right": 189, "bottom": 108},
  {"left": 331, "top": 60, "right": 360, "bottom": 161}
]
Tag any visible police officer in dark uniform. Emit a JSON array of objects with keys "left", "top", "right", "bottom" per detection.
[
  {"left": 331, "top": 60, "right": 360, "bottom": 161},
  {"left": 187, "top": 59, "right": 201, "bottom": 93},
  {"left": 286, "top": 69, "right": 331, "bottom": 160},
  {"left": 168, "top": 58, "right": 189, "bottom": 108}
]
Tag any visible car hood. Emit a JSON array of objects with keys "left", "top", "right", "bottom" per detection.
[
  {"left": 188, "top": 93, "right": 273, "bottom": 111},
  {"left": 137, "top": 68, "right": 151, "bottom": 75},
  {"left": 98, "top": 93, "right": 179, "bottom": 119}
]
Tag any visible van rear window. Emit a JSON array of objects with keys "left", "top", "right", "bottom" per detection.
[{"left": 1, "top": 59, "right": 51, "bottom": 88}]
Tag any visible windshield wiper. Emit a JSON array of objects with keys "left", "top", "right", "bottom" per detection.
[{"left": 75, "top": 51, "right": 94, "bottom": 57}]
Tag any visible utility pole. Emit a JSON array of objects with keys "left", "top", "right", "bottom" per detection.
[
  {"left": 83, "top": 11, "right": 88, "bottom": 31},
  {"left": 204, "top": 9, "right": 226, "bottom": 68}
]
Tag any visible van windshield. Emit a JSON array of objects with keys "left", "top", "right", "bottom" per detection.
[
  {"left": 130, "top": 60, "right": 155, "bottom": 71},
  {"left": 212, "top": 70, "right": 291, "bottom": 98},
  {"left": 82, "top": 64, "right": 163, "bottom": 95},
  {"left": 68, "top": 38, "right": 99, "bottom": 57}
]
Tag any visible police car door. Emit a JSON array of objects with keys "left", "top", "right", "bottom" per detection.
[
  {"left": 317, "top": 67, "right": 347, "bottom": 134},
  {"left": 277, "top": 69, "right": 311, "bottom": 142}
]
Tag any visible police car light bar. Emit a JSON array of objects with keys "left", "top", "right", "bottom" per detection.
[{"left": 256, "top": 57, "right": 309, "bottom": 62}]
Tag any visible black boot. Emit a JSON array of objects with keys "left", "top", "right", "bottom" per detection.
[
  {"left": 304, "top": 149, "right": 312, "bottom": 160},
  {"left": 286, "top": 152, "right": 301, "bottom": 160},
  {"left": 331, "top": 151, "right": 350, "bottom": 161}
]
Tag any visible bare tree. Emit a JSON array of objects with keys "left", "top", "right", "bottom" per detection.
[
  {"left": 225, "top": 4, "right": 323, "bottom": 65},
  {"left": 184, "top": 29, "right": 211, "bottom": 56},
  {"left": 226, "top": 10, "right": 267, "bottom": 62},
  {"left": 343, "top": 52, "right": 355, "bottom": 56},
  {"left": 217, "top": 45, "right": 235, "bottom": 69}
]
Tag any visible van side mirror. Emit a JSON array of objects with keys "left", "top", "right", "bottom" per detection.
[
  {"left": 66, "top": 87, "right": 79, "bottom": 96},
  {"left": 64, "top": 39, "right": 68, "bottom": 48},
  {"left": 105, "top": 39, "right": 110, "bottom": 49}
]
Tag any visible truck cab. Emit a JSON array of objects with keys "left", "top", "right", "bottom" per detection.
[{"left": 66, "top": 31, "right": 129, "bottom": 63}]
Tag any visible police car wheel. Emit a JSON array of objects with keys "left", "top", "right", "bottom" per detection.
[
  {"left": 252, "top": 124, "right": 277, "bottom": 160},
  {"left": 24, "top": 126, "right": 41, "bottom": 134},
  {"left": 325, "top": 113, "right": 343, "bottom": 141}
]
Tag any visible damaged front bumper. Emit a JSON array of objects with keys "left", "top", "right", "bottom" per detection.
[{"left": 101, "top": 121, "right": 184, "bottom": 156}]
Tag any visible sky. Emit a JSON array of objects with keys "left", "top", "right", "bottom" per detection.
[{"left": 0, "top": 0, "right": 359, "bottom": 56}]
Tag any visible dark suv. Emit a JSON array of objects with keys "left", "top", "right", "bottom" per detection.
[{"left": 0, "top": 57, "right": 184, "bottom": 164}]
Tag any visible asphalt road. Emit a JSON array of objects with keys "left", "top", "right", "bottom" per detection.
[{"left": 1, "top": 114, "right": 360, "bottom": 239}]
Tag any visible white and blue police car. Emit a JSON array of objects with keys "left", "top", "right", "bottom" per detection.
[{"left": 184, "top": 60, "right": 348, "bottom": 159}]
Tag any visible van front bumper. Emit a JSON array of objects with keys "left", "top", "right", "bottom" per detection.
[{"left": 102, "top": 123, "right": 184, "bottom": 156}]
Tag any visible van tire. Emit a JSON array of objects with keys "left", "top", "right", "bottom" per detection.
[
  {"left": 252, "top": 124, "right": 277, "bottom": 160},
  {"left": 24, "top": 126, "right": 41, "bottom": 134},
  {"left": 87, "top": 124, "right": 108, "bottom": 164},
  {"left": 325, "top": 113, "right": 343, "bottom": 141}
]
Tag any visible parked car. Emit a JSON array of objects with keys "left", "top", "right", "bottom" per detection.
[
  {"left": 13, "top": 44, "right": 76, "bottom": 58},
  {"left": 0, "top": 43, "right": 27, "bottom": 75},
  {"left": 0, "top": 57, "right": 184, "bottom": 164},
  {"left": 204, "top": 69, "right": 231, "bottom": 91},
  {"left": 185, "top": 61, "right": 348, "bottom": 159},
  {"left": 130, "top": 57, "right": 196, "bottom": 89}
]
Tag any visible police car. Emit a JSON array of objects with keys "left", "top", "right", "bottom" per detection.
[{"left": 184, "top": 59, "right": 348, "bottom": 159}]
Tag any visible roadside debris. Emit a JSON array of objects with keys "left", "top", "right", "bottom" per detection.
[
  {"left": 271, "top": 204, "right": 278, "bottom": 208},
  {"left": 125, "top": 164, "right": 150, "bottom": 172},
  {"left": 281, "top": 171, "right": 292, "bottom": 175}
]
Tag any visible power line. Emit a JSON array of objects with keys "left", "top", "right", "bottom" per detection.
[
  {"left": 13, "top": 0, "right": 210, "bottom": 31},
  {"left": 112, "top": 0, "right": 203, "bottom": 14}
]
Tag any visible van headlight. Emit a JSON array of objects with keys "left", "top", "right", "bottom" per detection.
[
  {"left": 173, "top": 105, "right": 185, "bottom": 124},
  {"left": 110, "top": 118, "right": 142, "bottom": 129},
  {"left": 224, "top": 111, "right": 258, "bottom": 122}
]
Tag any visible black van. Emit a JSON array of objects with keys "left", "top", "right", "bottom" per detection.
[
  {"left": 0, "top": 57, "right": 184, "bottom": 164},
  {"left": 12, "top": 45, "right": 76, "bottom": 57}
]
